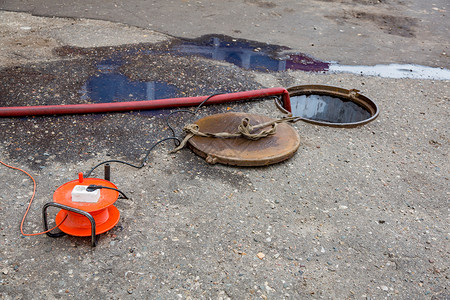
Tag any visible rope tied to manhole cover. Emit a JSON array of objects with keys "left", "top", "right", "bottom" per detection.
[{"left": 171, "top": 116, "right": 301, "bottom": 153}]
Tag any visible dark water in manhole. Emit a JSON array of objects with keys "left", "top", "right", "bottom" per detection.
[{"left": 290, "top": 95, "right": 371, "bottom": 124}]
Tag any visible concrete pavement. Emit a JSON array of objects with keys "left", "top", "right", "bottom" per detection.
[{"left": 0, "top": 3, "right": 449, "bottom": 299}]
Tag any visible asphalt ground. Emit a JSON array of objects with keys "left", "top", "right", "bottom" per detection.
[
  {"left": 0, "top": 4, "right": 449, "bottom": 300},
  {"left": 1, "top": 0, "right": 449, "bottom": 67}
]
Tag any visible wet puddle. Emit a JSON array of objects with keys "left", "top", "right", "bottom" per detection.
[
  {"left": 75, "top": 36, "right": 329, "bottom": 103},
  {"left": 79, "top": 58, "right": 180, "bottom": 102},
  {"left": 78, "top": 35, "right": 330, "bottom": 104},
  {"left": 80, "top": 68, "right": 180, "bottom": 103},
  {"left": 168, "top": 36, "right": 330, "bottom": 72},
  {"left": 329, "top": 63, "right": 450, "bottom": 80},
  {"left": 163, "top": 35, "right": 449, "bottom": 80},
  {"left": 79, "top": 35, "right": 449, "bottom": 105}
]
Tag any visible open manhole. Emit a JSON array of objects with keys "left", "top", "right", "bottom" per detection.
[{"left": 277, "top": 85, "right": 379, "bottom": 127}]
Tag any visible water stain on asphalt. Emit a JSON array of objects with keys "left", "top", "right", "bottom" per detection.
[
  {"left": 351, "top": 11, "right": 417, "bottom": 37},
  {"left": 326, "top": 10, "right": 417, "bottom": 37}
]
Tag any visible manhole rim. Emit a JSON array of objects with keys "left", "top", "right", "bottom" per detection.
[{"left": 277, "top": 85, "right": 379, "bottom": 127}]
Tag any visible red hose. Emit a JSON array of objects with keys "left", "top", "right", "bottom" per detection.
[{"left": 0, "top": 88, "right": 291, "bottom": 117}]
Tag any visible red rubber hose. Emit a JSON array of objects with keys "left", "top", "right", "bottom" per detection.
[{"left": 0, "top": 88, "right": 291, "bottom": 117}]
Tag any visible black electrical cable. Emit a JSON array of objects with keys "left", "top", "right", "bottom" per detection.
[
  {"left": 86, "top": 185, "right": 129, "bottom": 199},
  {"left": 166, "top": 109, "right": 194, "bottom": 147},
  {"left": 166, "top": 93, "right": 222, "bottom": 146},
  {"left": 85, "top": 93, "right": 222, "bottom": 178},
  {"left": 85, "top": 136, "right": 179, "bottom": 178}
]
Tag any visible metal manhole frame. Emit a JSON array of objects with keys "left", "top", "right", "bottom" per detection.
[{"left": 276, "top": 85, "right": 379, "bottom": 127}]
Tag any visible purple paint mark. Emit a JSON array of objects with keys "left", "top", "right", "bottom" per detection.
[{"left": 286, "top": 54, "right": 330, "bottom": 72}]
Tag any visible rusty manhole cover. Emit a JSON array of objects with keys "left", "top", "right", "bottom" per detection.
[{"left": 188, "top": 112, "right": 300, "bottom": 166}]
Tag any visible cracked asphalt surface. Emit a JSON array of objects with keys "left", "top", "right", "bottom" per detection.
[{"left": 0, "top": 2, "right": 449, "bottom": 299}]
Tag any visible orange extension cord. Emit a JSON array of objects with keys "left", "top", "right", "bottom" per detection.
[{"left": 0, "top": 160, "right": 66, "bottom": 236}]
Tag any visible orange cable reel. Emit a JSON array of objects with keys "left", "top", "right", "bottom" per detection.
[{"left": 52, "top": 172, "right": 121, "bottom": 237}]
